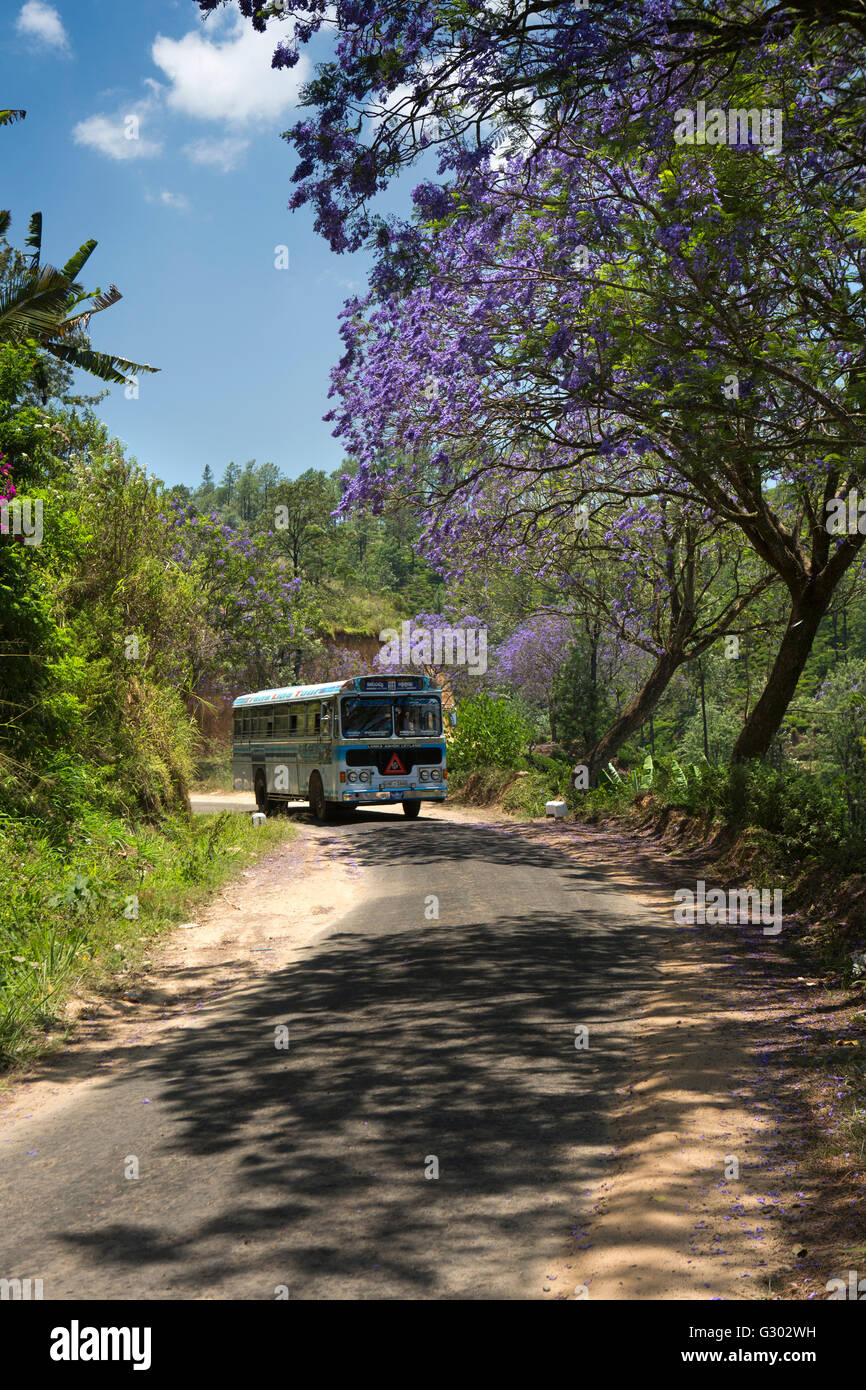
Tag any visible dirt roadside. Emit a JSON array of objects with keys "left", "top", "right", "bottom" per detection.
[{"left": 517, "top": 814, "right": 861, "bottom": 1301}]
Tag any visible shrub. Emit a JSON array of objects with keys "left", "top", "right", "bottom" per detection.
[
  {"left": 816, "top": 658, "right": 866, "bottom": 834},
  {"left": 448, "top": 693, "right": 533, "bottom": 772},
  {"left": 678, "top": 703, "right": 743, "bottom": 765},
  {"left": 675, "top": 761, "right": 845, "bottom": 863},
  {"left": 501, "top": 771, "right": 552, "bottom": 817}
]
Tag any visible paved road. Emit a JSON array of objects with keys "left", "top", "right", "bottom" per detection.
[{"left": 0, "top": 808, "right": 658, "bottom": 1299}]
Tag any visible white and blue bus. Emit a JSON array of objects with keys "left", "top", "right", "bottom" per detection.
[{"left": 232, "top": 673, "right": 448, "bottom": 821}]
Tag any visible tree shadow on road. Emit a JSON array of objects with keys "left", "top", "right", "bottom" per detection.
[{"left": 49, "top": 819, "right": 658, "bottom": 1297}]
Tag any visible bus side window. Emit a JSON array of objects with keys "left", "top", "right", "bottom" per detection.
[
  {"left": 241, "top": 712, "right": 251, "bottom": 740},
  {"left": 273, "top": 705, "right": 288, "bottom": 737},
  {"left": 233, "top": 712, "right": 241, "bottom": 740},
  {"left": 312, "top": 704, "right": 321, "bottom": 736},
  {"left": 289, "top": 709, "right": 299, "bottom": 736}
]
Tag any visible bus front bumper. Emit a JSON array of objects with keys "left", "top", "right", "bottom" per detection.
[{"left": 342, "top": 788, "right": 447, "bottom": 803}]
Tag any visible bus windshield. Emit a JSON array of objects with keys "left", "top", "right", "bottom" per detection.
[
  {"left": 340, "top": 697, "right": 394, "bottom": 739},
  {"left": 340, "top": 695, "right": 442, "bottom": 739},
  {"left": 393, "top": 697, "right": 441, "bottom": 737}
]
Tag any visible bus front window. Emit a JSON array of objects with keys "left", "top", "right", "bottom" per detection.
[
  {"left": 393, "top": 697, "right": 441, "bottom": 736},
  {"left": 340, "top": 698, "right": 393, "bottom": 739}
]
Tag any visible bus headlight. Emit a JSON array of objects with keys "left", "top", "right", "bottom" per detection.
[
  {"left": 429, "top": 768, "right": 442, "bottom": 782},
  {"left": 419, "top": 769, "right": 430, "bottom": 782},
  {"left": 358, "top": 769, "right": 372, "bottom": 783},
  {"left": 347, "top": 772, "right": 358, "bottom": 783}
]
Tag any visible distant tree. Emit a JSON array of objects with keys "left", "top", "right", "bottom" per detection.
[
  {"left": 554, "top": 635, "right": 615, "bottom": 759},
  {"left": 492, "top": 616, "right": 574, "bottom": 742},
  {"left": 168, "top": 503, "right": 316, "bottom": 692},
  {"left": 255, "top": 461, "right": 281, "bottom": 518},
  {"left": 216, "top": 460, "right": 240, "bottom": 508},
  {"left": 236, "top": 459, "right": 260, "bottom": 523},
  {"left": 272, "top": 469, "right": 339, "bottom": 577}
]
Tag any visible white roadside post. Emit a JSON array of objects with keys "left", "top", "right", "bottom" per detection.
[{"left": 545, "top": 800, "right": 567, "bottom": 819}]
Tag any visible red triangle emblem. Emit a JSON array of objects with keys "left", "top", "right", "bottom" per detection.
[{"left": 384, "top": 753, "right": 405, "bottom": 775}]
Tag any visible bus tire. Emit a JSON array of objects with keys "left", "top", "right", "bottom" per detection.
[
  {"left": 402, "top": 799, "right": 422, "bottom": 819},
  {"left": 254, "top": 770, "right": 272, "bottom": 816},
  {"left": 308, "top": 773, "right": 336, "bottom": 823}
]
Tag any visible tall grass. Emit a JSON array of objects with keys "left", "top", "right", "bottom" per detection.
[{"left": 0, "top": 808, "right": 295, "bottom": 1066}]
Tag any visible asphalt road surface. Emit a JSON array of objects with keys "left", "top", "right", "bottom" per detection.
[{"left": 0, "top": 805, "right": 657, "bottom": 1299}]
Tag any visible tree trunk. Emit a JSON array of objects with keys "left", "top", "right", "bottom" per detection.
[
  {"left": 732, "top": 592, "right": 829, "bottom": 763},
  {"left": 698, "top": 661, "right": 709, "bottom": 761},
  {"left": 584, "top": 649, "right": 680, "bottom": 782}
]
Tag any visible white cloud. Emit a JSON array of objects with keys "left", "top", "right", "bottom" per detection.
[
  {"left": 184, "top": 134, "right": 250, "bottom": 173},
  {"left": 152, "top": 12, "right": 309, "bottom": 127},
  {"left": 145, "top": 189, "right": 191, "bottom": 212},
  {"left": 317, "top": 267, "right": 363, "bottom": 295},
  {"left": 73, "top": 106, "right": 163, "bottom": 161},
  {"left": 16, "top": 1, "right": 68, "bottom": 50}
]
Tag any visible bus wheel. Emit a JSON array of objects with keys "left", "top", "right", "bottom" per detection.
[
  {"left": 308, "top": 773, "right": 335, "bottom": 823},
  {"left": 254, "top": 771, "right": 272, "bottom": 816},
  {"left": 402, "top": 799, "right": 422, "bottom": 819}
]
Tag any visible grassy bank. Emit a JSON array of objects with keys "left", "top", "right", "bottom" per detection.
[
  {"left": 0, "top": 808, "right": 296, "bottom": 1068},
  {"left": 449, "top": 757, "right": 866, "bottom": 978}
]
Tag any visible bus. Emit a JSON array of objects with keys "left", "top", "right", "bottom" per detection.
[{"left": 232, "top": 673, "right": 449, "bottom": 821}]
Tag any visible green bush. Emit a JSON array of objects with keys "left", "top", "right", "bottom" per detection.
[
  {"left": 525, "top": 749, "right": 573, "bottom": 795},
  {"left": 448, "top": 693, "right": 533, "bottom": 772},
  {"left": 501, "top": 771, "right": 553, "bottom": 817},
  {"left": 678, "top": 703, "right": 743, "bottom": 765},
  {"left": 678, "top": 762, "right": 844, "bottom": 856},
  {"left": 568, "top": 754, "right": 852, "bottom": 867},
  {"left": 816, "top": 658, "right": 866, "bottom": 834}
]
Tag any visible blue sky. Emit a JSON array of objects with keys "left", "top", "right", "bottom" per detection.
[{"left": 1, "top": 0, "right": 385, "bottom": 489}]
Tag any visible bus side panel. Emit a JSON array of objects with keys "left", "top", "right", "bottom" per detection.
[
  {"left": 286, "top": 750, "right": 301, "bottom": 797},
  {"left": 233, "top": 752, "right": 252, "bottom": 792},
  {"left": 266, "top": 746, "right": 300, "bottom": 797},
  {"left": 320, "top": 756, "right": 339, "bottom": 800},
  {"left": 297, "top": 747, "right": 337, "bottom": 799}
]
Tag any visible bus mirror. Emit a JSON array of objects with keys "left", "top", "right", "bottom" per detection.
[{"left": 449, "top": 711, "right": 457, "bottom": 727}]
